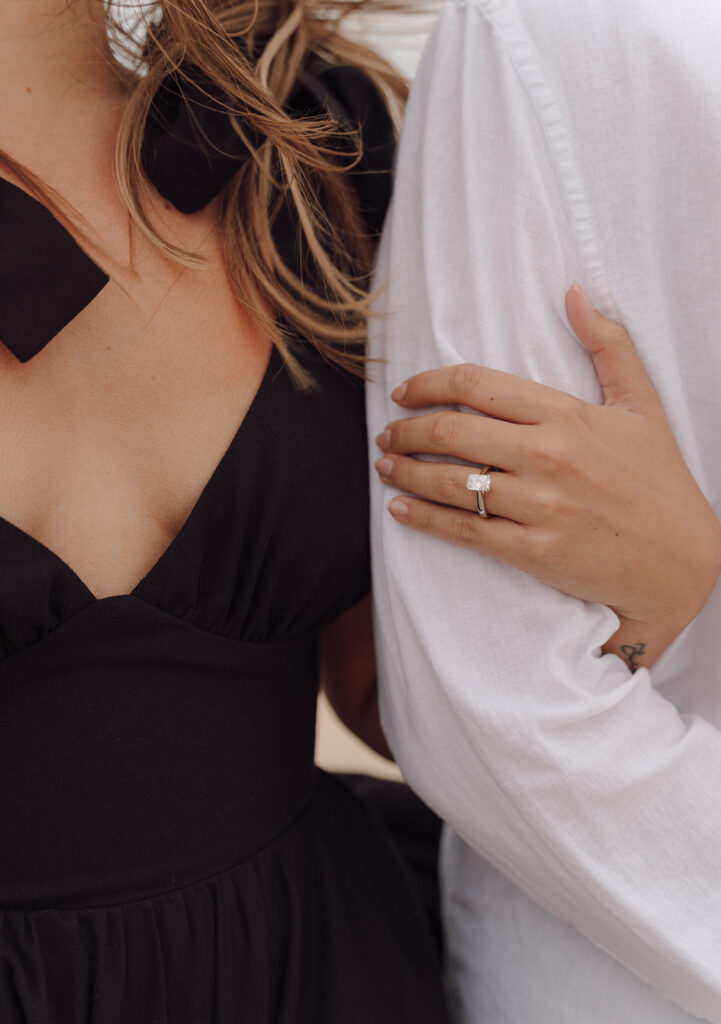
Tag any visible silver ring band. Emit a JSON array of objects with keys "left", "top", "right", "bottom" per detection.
[{"left": 465, "top": 466, "right": 492, "bottom": 518}]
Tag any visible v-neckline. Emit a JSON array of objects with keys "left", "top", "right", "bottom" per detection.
[{"left": 0, "top": 344, "right": 282, "bottom": 604}]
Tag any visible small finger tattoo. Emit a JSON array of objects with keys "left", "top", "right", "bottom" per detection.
[{"left": 621, "top": 642, "right": 647, "bottom": 672}]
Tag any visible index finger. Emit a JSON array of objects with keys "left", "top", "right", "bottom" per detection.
[{"left": 392, "top": 363, "right": 574, "bottom": 424}]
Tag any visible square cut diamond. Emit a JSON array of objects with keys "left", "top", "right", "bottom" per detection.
[{"left": 466, "top": 473, "right": 491, "bottom": 493}]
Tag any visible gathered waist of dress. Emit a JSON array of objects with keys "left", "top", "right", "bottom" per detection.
[{"left": 0, "top": 598, "right": 319, "bottom": 910}]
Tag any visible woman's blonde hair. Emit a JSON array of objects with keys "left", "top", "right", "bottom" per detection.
[{"left": 5, "top": 0, "right": 412, "bottom": 379}]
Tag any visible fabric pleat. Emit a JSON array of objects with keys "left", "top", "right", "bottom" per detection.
[{"left": 0, "top": 777, "right": 447, "bottom": 1024}]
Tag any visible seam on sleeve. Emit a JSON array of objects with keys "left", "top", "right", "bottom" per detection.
[{"left": 454, "top": 0, "right": 618, "bottom": 318}]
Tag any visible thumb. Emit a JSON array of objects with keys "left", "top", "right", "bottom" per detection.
[{"left": 566, "top": 283, "right": 658, "bottom": 410}]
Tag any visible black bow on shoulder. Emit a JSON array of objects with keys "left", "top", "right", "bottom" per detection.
[
  {"left": 0, "top": 62, "right": 391, "bottom": 362},
  {"left": 141, "top": 66, "right": 263, "bottom": 216},
  {"left": 141, "top": 62, "right": 361, "bottom": 215}
]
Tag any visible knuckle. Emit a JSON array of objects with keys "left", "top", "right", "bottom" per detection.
[
  {"left": 531, "top": 485, "right": 557, "bottom": 521},
  {"left": 453, "top": 513, "right": 479, "bottom": 546},
  {"left": 528, "top": 529, "right": 557, "bottom": 561},
  {"left": 605, "top": 322, "right": 630, "bottom": 347},
  {"left": 417, "top": 504, "right": 433, "bottom": 529},
  {"left": 529, "top": 433, "right": 572, "bottom": 474},
  {"left": 451, "top": 363, "right": 485, "bottom": 398},
  {"left": 553, "top": 392, "right": 585, "bottom": 424},
  {"left": 436, "top": 469, "right": 461, "bottom": 503},
  {"left": 518, "top": 432, "right": 540, "bottom": 465},
  {"left": 431, "top": 411, "right": 461, "bottom": 447}
]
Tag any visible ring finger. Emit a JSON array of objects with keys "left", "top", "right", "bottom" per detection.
[{"left": 374, "top": 454, "right": 530, "bottom": 523}]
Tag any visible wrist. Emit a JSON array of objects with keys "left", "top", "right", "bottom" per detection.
[
  {"left": 675, "top": 506, "right": 721, "bottom": 622},
  {"left": 604, "top": 617, "right": 689, "bottom": 672},
  {"left": 616, "top": 508, "right": 721, "bottom": 641}
]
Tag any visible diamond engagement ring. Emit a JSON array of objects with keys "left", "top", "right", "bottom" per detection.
[{"left": 465, "top": 466, "right": 492, "bottom": 518}]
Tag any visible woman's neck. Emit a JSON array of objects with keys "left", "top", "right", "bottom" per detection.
[{"left": 0, "top": 0, "right": 127, "bottom": 154}]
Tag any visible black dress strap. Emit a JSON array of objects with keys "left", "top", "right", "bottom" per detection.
[{"left": 0, "top": 179, "right": 109, "bottom": 362}]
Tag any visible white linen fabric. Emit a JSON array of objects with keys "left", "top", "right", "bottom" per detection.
[{"left": 367, "top": 1, "right": 721, "bottom": 1021}]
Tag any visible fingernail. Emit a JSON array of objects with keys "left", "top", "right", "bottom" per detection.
[
  {"left": 375, "top": 457, "right": 393, "bottom": 478},
  {"left": 572, "top": 282, "right": 594, "bottom": 310},
  {"left": 376, "top": 429, "right": 391, "bottom": 450},
  {"left": 389, "top": 498, "right": 409, "bottom": 517},
  {"left": 391, "top": 381, "right": 408, "bottom": 404}
]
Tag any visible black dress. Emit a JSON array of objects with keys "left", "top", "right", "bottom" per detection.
[{"left": 0, "top": 66, "right": 450, "bottom": 1023}]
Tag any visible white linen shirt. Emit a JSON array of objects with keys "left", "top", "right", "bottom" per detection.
[{"left": 367, "top": 1, "right": 721, "bottom": 1021}]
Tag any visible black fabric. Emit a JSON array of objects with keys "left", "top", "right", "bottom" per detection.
[
  {"left": 0, "top": 69, "right": 449, "bottom": 1024},
  {"left": 0, "top": 179, "right": 109, "bottom": 362},
  {"left": 339, "top": 775, "right": 445, "bottom": 957},
  {"left": 0, "top": 61, "right": 392, "bottom": 363},
  {"left": 316, "top": 65, "right": 396, "bottom": 239},
  {"left": 0, "top": 345, "right": 449, "bottom": 1023},
  {"left": 143, "top": 59, "right": 395, "bottom": 223},
  {"left": 141, "top": 62, "right": 265, "bottom": 216},
  {"left": 288, "top": 64, "right": 396, "bottom": 239}
]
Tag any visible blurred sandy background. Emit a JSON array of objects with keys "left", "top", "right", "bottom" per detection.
[{"left": 314, "top": 13, "right": 433, "bottom": 781}]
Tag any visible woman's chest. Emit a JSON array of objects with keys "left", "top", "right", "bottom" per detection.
[
  {"left": 0, "top": 338, "right": 371, "bottom": 652},
  {"left": 0, "top": 240, "right": 272, "bottom": 599}
]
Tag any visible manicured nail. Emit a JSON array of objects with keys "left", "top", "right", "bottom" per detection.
[
  {"left": 375, "top": 457, "right": 393, "bottom": 478},
  {"left": 376, "top": 429, "right": 391, "bottom": 450},
  {"left": 572, "top": 281, "right": 594, "bottom": 310},
  {"left": 389, "top": 498, "right": 409, "bottom": 517},
  {"left": 391, "top": 381, "right": 408, "bottom": 404}
]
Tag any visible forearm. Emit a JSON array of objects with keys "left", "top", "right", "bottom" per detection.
[
  {"left": 327, "top": 680, "right": 394, "bottom": 762},
  {"left": 319, "top": 594, "right": 394, "bottom": 763}
]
